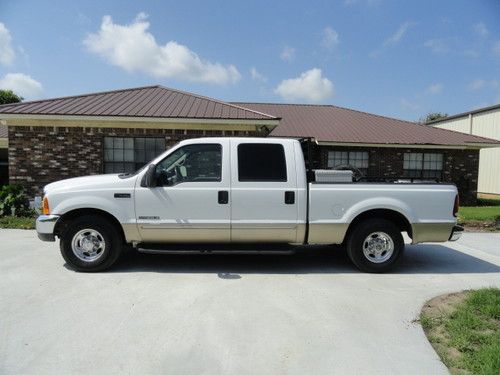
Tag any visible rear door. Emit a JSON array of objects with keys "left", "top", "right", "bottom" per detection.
[{"left": 230, "top": 139, "right": 300, "bottom": 243}]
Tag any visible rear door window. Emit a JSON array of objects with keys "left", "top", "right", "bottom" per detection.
[{"left": 237, "top": 143, "right": 287, "bottom": 182}]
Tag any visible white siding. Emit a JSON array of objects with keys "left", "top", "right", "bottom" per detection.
[
  {"left": 434, "top": 116, "right": 471, "bottom": 133},
  {"left": 472, "top": 109, "right": 500, "bottom": 139},
  {"left": 478, "top": 148, "right": 500, "bottom": 194},
  {"left": 433, "top": 107, "right": 500, "bottom": 195}
]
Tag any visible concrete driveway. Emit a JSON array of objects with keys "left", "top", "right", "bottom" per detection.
[{"left": 1, "top": 230, "right": 499, "bottom": 375}]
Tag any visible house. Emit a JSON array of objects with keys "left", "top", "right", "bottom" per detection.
[
  {"left": 0, "top": 85, "right": 498, "bottom": 205},
  {"left": 428, "top": 104, "right": 500, "bottom": 199},
  {"left": 0, "top": 125, "right": 7, "bottom": 185}
]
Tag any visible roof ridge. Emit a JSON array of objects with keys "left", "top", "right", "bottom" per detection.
[
  {"left": 155, "top": 86, "right": 278, "bottom": 119},
  {"left": 0, "top": 85, "right": 162, "bottom": 109},
  {"left": 233, "top": 101, "right": 417, "bottom": 125},
  {"left": 0, "top": 85, "right": 278, "bottom": 120}
]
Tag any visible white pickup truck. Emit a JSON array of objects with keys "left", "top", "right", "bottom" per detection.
[{"left": 36, "top": 137, "right": 462, "bottom": 273}]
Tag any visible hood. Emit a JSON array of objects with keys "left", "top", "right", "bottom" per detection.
[{"left": 44, "top": 174, "right": 124, "bottom": 194}]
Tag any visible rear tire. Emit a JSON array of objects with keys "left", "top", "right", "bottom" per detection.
[
  {"left": 346, "top": 218, "right": 404, "bottom": 273},
  {"left": 59, "top": 215, "right": 123, "bottom": 272}
]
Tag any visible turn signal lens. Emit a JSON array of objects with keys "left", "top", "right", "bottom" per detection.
[
  {"left": 42, "top": 196, "right": 50, "bottom": 215},
  {"left": 453, "top": 194, "right": 459, "bottom": 217}
]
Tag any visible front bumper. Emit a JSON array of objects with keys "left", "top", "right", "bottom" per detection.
[
  {"left": 36, "top": 215, "right": 60, "bottom": 242},
  {"left": 448, "top": 225, "right": 464, "bottom": 242}
]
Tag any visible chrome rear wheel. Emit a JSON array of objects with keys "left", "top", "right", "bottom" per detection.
[{"left": 362, "top": 231, "right": 394, "bottom": 263}]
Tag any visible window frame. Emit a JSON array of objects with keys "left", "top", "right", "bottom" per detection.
[
  {"left": 327, "top": 150, "right": 369, "bottom": 174},
  {"left": 154, "top": 143, "right": 223, "bottom": 186},
  {"left": 103, "top": 136, "right": 166, "bottom": 174},
  {"left": 236, "top": 143, "right": 288, "bottom": 183},
  {"left": 403, "top": 152, "right": 443, "bottom": 179}
]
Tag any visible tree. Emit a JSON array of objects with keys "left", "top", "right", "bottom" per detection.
[
  {"left": 0, "top": 90, "right": 23, "bottom": 105},
  {"left": 421, "top": 112, "right": 448, "bottom": 124}
]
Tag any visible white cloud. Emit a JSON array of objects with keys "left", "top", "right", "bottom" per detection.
[
  {"left": 0, "top": 22, "right": 15, "bottom": 66},
  {"left": 275, "top": 68, "right": 333, "bottom": 102},
  {"left": 463, "top": 49, "right": 480, "bottom": 58},
  {"left": 468, "top": 78, "right": 499, "bottom": 91},
  {"left": 280, "top": 46, "right": 295, "bottom": 62},
  {"left": 344, "top": 0, "right": 381, "bottom": 6},
  {"left": 83, "top": 13, "right": 240, "bottom": 84},
  {"left": 493, "top": 41, "right": 500, "bottom": 58},
  {"left": 321, "top": 27, "right": 339, "bottom": 49},
  {"left": 424, "top": 38, "right": 450, "bottom": 54},
  {"left": 370, "top": 21, "right": 414, "bottom": 58},
  {"left": 384, "top": 22, "right": 414, "bottom": 46},
  {"left": 473, "top": 22, "right": 488, "bottom": 38},
  {"left": 250, "top": 67, "right": 266, "bottom": 82},
  {"left": 400, "top": 98, "right": 419, "bottom": 111},
  {"left": 426, "top": 83, "right": 443, "bottom": 95},
  {"left": 468, "top": 79, "right": 486, "bottom": 91},
  {"left": 0, "top": 73, "right": 43, "bottom": 99}
]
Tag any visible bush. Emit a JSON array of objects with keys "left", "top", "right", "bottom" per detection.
[{"left": 0, "top": 185, "right": 35, "bottom": 217}]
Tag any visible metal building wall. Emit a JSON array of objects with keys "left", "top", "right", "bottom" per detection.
[{"left": 433, "top": 108, "right": 500, "bottom": 196}]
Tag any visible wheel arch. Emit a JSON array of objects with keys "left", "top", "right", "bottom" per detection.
[
  {"left": 54, "top": 208, "right": 125, "bottom": 243},
  {"left": 344, "top": 208, "right": 413, "bottom": 244}
]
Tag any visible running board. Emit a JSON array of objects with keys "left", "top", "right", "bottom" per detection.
[{"left": 137, "top": 243, "right": 297, "bottom": 255}]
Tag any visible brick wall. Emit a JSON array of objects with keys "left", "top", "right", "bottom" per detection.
[
  {"left": 317, "top": 145, "right": 479, "bottom": 205},
  {"left": 8, "top": 125, "right": 266, "bottom": 197},
  {"left": 8, "top": 125, "right": 479, "bottom": 205}
]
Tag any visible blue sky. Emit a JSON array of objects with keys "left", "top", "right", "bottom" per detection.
[{"left": 0, "top": 0, "right": 499, "bottom": 121}]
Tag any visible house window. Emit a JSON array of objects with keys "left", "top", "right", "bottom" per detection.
[
  {"left": 328, "top": 151, "right": 369, "bottom": 175},
  {"left": 403, "top": 152, "right": 443, "bottom": 179},
  {"left": 104, "top": 137, "right": 165, "bottom": 173}
]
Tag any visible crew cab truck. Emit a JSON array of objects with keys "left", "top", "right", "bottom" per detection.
[{"left": 36, "top": 137, "right": 463, "bottom": 273}]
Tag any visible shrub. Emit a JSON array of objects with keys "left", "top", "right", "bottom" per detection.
[{"left": 0, "top": 185, "right": 35, "bottom": 217}]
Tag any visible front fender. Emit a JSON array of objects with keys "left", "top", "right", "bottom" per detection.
[{"left": 50, "top": 193, "right": 135, "bottom": 228}]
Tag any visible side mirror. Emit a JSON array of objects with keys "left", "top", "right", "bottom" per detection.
[{"left": 140, "top": 164, "right": 157, "bottom": 188}]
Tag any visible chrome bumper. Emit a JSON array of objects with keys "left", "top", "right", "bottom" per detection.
[
  {"left": 36, "top": 215, "right": 60, "bottom": 242},
  {"left": 449, "top": 225, "right": 464, "bottom": 242}
]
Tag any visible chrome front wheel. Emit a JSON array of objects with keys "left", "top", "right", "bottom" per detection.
[{"left": 71, "top": 228, "right": 106, "bottom": 262}]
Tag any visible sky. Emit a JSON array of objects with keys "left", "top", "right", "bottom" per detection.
[{"left": 0, "top": 0, "right": 499, "bottom": 121}]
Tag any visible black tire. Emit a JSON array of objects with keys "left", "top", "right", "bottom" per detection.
[
  {"left": 346, "top": 218, "right": 404, "bottom": 273},
  {"left": 59, "top": 215, "right": 123, "bottom": 272}
]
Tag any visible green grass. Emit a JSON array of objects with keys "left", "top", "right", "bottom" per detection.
[
  {"left": 421, "top": 288, "right": 500, "bottom": 375},
  {"left": 458, "top": 206, "right": 500, "bottom": 222},
  {"left": 0, "top": 216, "right": 36, "bottom": 229}
]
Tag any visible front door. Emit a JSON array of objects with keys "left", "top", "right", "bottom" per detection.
[{"left": 134, "top": 140, "right": 231, "bottom": 243}]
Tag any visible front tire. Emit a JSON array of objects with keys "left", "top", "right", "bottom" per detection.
[
  {"left": 346, "top": 218, "right": 404, "bottom": 273},
  {"left": 59, "top": 215, "right": 123, "bottom": 272}
]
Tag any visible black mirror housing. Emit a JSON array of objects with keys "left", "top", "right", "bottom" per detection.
[{"left": 140, "top": 164, "right": 157, "bottom": 187}]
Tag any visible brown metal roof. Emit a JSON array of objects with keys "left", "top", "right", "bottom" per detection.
[
  {"left": 0, "top": 85, "right": 277, "bottom": 121},
  {"left": 235, "top": 102, "right": 500, "bottom": 146},
  {"left": 0, "top": 125, "right": 6, "bottom": 138}
]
